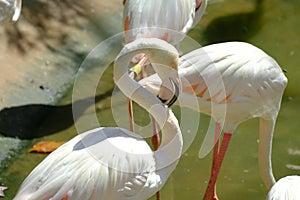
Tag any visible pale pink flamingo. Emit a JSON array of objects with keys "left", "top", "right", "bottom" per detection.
[
  {"left": 123, "top": 0, "right": 207, "bottom": 103},
  {"left": 14, "top": 38, "right": 182, "bottom": 200},
  {"left": 139, "top": 41, "right": 288, "bottom": 199},
  {"left": 122, "top": 1, "right": 206, "bottom": 163}
]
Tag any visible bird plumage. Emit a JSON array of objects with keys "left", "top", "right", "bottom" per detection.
[
  {"left": 140, "top": 42, "right": 287, "bottom": 132},
  {"left": 123, "top": 0, "right": 207, "bottom": 45},
  {"left": 139, "top": 41, "right": 287, "bottom": 198}
]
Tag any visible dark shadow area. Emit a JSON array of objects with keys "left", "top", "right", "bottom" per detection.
[
  {"left": 0, "top": 89, "right": 113, "bottom": 139},
  {"left": 203, "top": 0, "right": 264, "bottom": 44}
]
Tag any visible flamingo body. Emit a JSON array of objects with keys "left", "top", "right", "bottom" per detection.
[
  {"left": 139, "top": 42, "right": 288, "bottom": 198},
  {"left": 177, "top": 42, "right": 287, "bottom": 129},
  {"left": 141, "top": 42, "right": 287, "bottom": 130}
]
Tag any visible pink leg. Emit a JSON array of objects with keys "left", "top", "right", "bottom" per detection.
[
  {"left": 203, "top": 133, "right": 232, "bottom": 200},
  {"left": 210, "top": 122, "right": 221, "bottom": 200},
  {"left": 61, "top": 195, "right": 69, "bottom": 200},
  {"left": 151, "top": 116, "right": 160, "bottom": 151}
]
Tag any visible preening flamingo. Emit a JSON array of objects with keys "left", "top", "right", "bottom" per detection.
[
  {"left": 267, "top": 175, "right": 300, "bottom": 200},
  {"left": 13, "top": 38, "right": 182, "bottom": 200},
  {"left": 0, "top": 0, "right": 22, "bottom": 22},
  {"left": 122, "top": 0, "right": 206, "bottom": 159},
  {"left": 123, "top": 0, "right": 207, "bottom": 103},
  {"left": 139, "top": 42, "right": 288, "bottom": 199}
]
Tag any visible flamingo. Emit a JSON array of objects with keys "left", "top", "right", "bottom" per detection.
[
  {"left": 123, "top": 0, "right": 206, "bottom": 159},
  {"left": 14, "top": 38, "right": 182, "bottom": 200},
  {"left": 0, "top": 0, "right": 22, "bottom": 23},
  {"left": 138, "top": 42, "right": 288, "bottom": 199},
  {"left": 267, "top": 175, "right": 300, "bottom": 200},
  {"left": 123, "top": 0, "right": 207, "bottom": 104}
]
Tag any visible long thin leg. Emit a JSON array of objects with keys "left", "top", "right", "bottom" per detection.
[
  {"left": 210, "top": 122, "right": 221, "bottom": 200},
  {"left": 128, "top": 99, "right": 135, "bottom": 132},
  {"left": 151, "top": 116, "right": 160, "bottom": 151},
  {"left": 203, "top": 133, "right": 232, "bottom": 200}
]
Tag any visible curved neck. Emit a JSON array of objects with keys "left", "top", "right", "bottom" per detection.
[
  {"left": 114, "top": 49, "right": 169, "bottom": 128},
  {"left": 258, "top": 117, "right": 276, "bottom": 189},
  {"left": 114, "top": 40, "right": 182, "bottom": 166}
]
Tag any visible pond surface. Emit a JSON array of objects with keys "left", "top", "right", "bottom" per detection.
[{"left": 1, "top": 0, "right": 300, "bottom": 199}]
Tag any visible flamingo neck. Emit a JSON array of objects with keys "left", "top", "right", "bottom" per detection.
[
  {"left": 114, "top": 39, "right": 183, "bottom": 170},
  {"left": 114, "top": 52, "right": 168, "bottom": 128},
  {"left": 258, "top": 117, "right": 276, "bottom": 189}
]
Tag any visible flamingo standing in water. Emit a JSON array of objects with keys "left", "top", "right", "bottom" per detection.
[
  {"left": 14, "top": 38, "right": 182, "bottom": 200},
  {"left": 139, "top": 42, "right": 288, "bottom": 199}
]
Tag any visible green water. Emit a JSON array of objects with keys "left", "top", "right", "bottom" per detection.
[{"left": 2, "top": 0, "right": 300, "bottom": 199}]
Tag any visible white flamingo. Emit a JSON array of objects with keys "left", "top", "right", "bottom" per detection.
[
  {"left": 139, "top": 41, "right": 288, "bottom": 199},
  {"left": 122, "top": 0, "right": 206, "bottom": 159},
  {"left": 123, "top": 0, "right": 207, "bottom": 104},
  {"left": 13, "top": 38, "right": 182, "bottom": 200}
]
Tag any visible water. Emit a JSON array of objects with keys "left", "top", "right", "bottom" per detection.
[{"left": 1, "top": 0, "right": 300, "bottom": 199}]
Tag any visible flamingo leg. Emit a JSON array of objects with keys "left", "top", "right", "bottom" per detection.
[
  {"left": 156, "top": 190, "right": 160, "bottom": 200},
  {"left": 203, "top": 132, "right": 232, "bottom": 200},
  {"left": 128, "top": 99, "right": 135, "bottom": 132},
  {"left": 151, "top": 116, "right": 160, "bottom": 151},
  {"left": 61, "top": 194, "right": 69, "bottom": 200},
  {"left": 210, "top": 122, "right": 221, "bottom": 200},
  {"left": 152, "top": 116, "right": 161, "bottom": 199}
]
